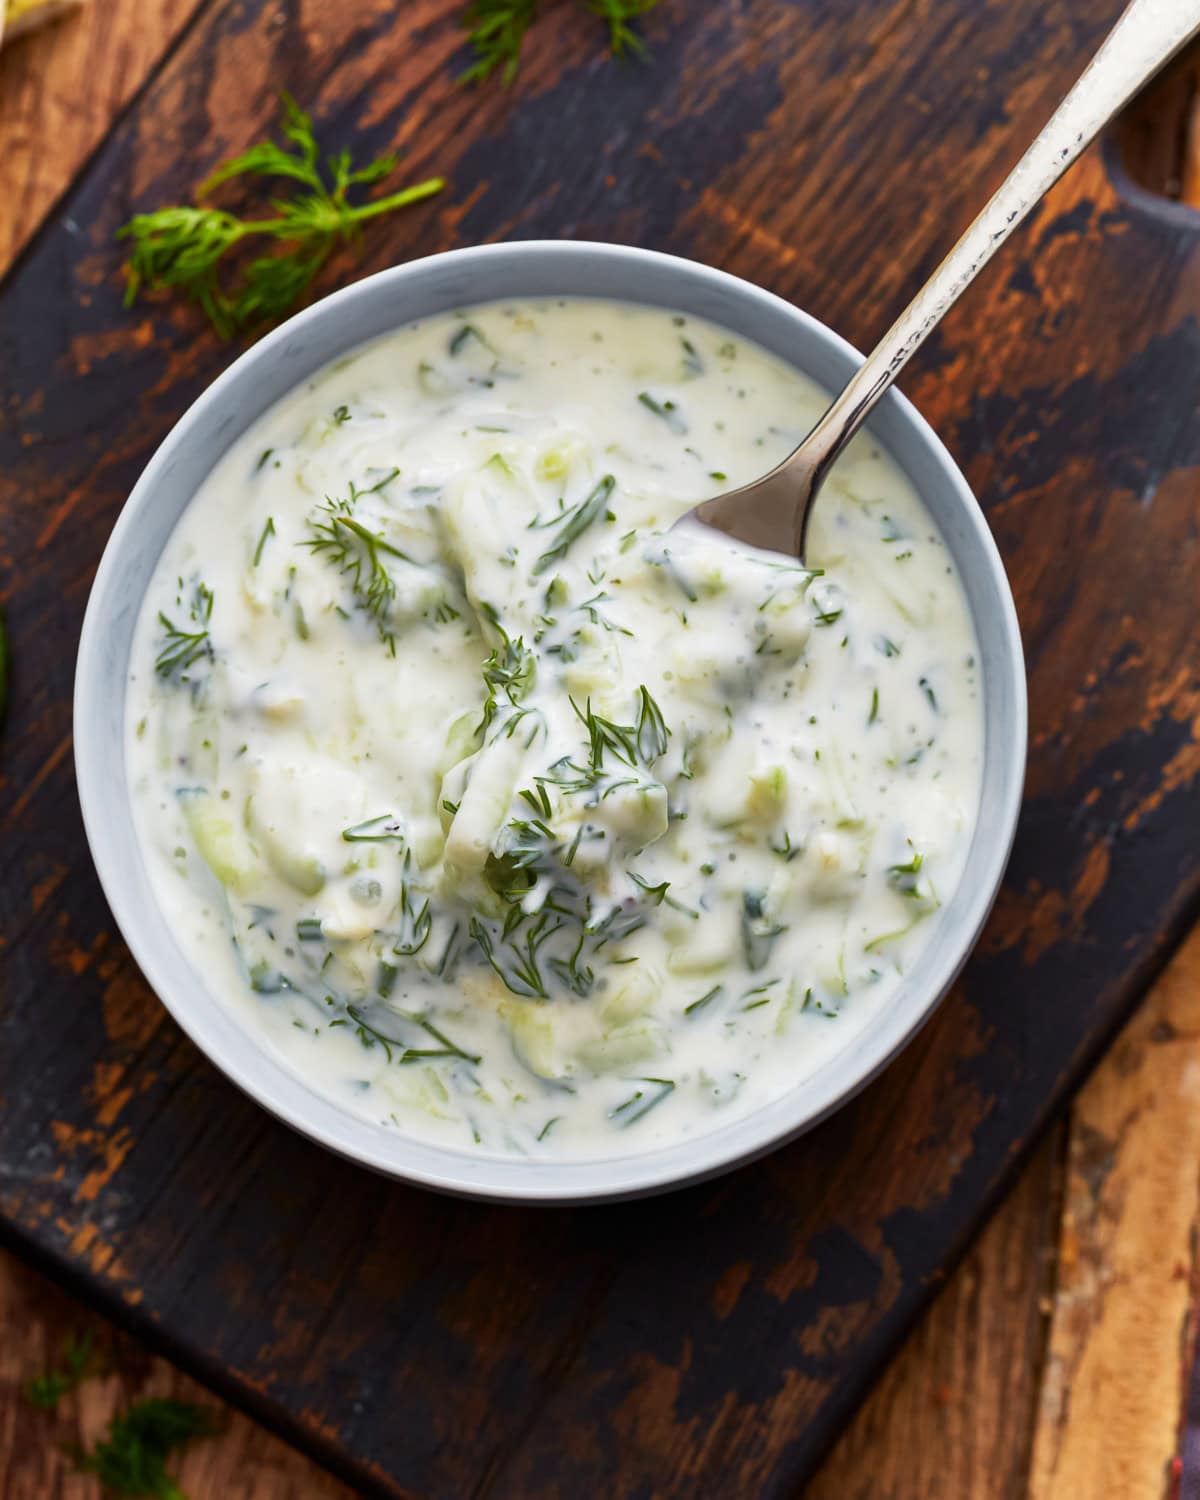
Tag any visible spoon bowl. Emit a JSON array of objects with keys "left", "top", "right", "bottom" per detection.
[{"left": 686, "top": 0, "right": 1200, "bottom": 560}]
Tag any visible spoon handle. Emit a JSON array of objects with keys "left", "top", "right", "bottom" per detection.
[{"left": 791, "top": 0, "right": 1200, "bottom": 499}]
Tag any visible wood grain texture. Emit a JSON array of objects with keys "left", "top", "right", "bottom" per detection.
[
  {"left": 1, "top": 1, "right": 1198, "bottom": 1496},
  {"left": 0, "top": 0, "right": 200, "bottom": 274},
  {"left": 5, "top": 921, "right": 1195, "bottom": 1500},
  {"left": 1029, "top": 924, "right": 1200, "bottom": 1500},
  {"left": 810, "top": 1126, "right": 1066, "bottom": 1500},
  {"left": 816, "top": 926, "right": 1200, "bottom": 1500},
  {"left": 0, "top": 9, "right": 354, "bottom": 1496},
  {"left": 1112, "top": 40, "right": 1200, "bottom": 207},
  {"left": 0, "top": 7, "right": 1068, "bottom": 1496},
  {"left": 0, "top": 1252, "right": 353, "bottom": 1500}
]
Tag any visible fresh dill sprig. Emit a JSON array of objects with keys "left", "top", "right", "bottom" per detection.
[
  {"left": 478, "top": 629, "right": 537, "bottom": 735},
  {"left": 155, "top": 581, "right": 213, "bottom": 680},
  {"left": 394, "top": 852, "right": 434, "bottom": 957},
  {"left": 532, "top": 473, "right": 615, "bottom": 576},
  {"left": 461, "top": 0, "right": 539, "bottom": 83},
  {"left": 303, "top": 469, "right": 407, "bottom": 649},
  {"left": 461, "top": 0, "right": 662, "bottom": 84},
  {"left": 547, "top": 929, "right": 596, "bottom": 995},
  {"left": 571, "top": 685, "right": 668, "bottom": 773},
  {"left": 523, "top": 686, "right": 667, "bottom": 812},
  {"left": 587, "top": 0, "right": 661, "bottom": 55},
  {"left": 486, "top": 813, "right": 560, "bottom": 903},
  {"left": 347, "top": 1005, "right": 481, "bottom": 1065},
  {"left": 463, "top": 681, "right": 673, "bottom": 1002},
  {"left": 118, "top": 94, "right": 445, "bottom": 338},
  {"left": 310, "top": 513, "right": 407, "bottom": 617},
  {"left": 471, "top": 911, "right": 562, "bottom": 999},
  {"left": 635, "top": 684, "right": 670, "bottom": 761},
  {"left": 74, "top": 1397, "right": 223, "bottom": 1498},
  {"left": 572, "top": 695, "right": 638, "bottom": 770},
  {"left": 155, "top": 616, "right": 211, "bottom": 679}
]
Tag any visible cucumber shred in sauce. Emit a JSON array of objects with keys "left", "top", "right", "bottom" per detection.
[{"left": 127, "top": 300, "right": 983, "bottom": 1157}]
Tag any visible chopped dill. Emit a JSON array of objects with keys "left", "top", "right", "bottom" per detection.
[
  {"left": 155, "top": 581, "right": 213, "bottom": 680},
  {"left": 637, "top": 390, "right": 687, "bottom": 434},
  {"left": 768, "top": 830, "right": 801, "bottom": 862},
  {"left": 449, "top": 323, "right": 491, "bottom": 356},
  {"left": 303, "top": 469, "right": 414, "bottom": 649},
  {"left": 684, "top": 984, "right": 723, "bottom": 1017},
  {"left": 252, "top": 516, "right": 276, "bottom": 566},
  {"left": 608, "top": 1076, "right": 675, "bottom": 1125},
  {"left": 532, "top": 474, "right": 615, "bottom": 575},
  {"left": 741, "top": 888, "right": 786, "bottom": 971},
  {"left": 347, "top": 1005, "right": 481, "bottom": 1065},
  {"left": 478, "top": 629, "right": 537, "bottom": 736},
  {"left": 342, "top": 814, "right": 406, "bottom": 843}
]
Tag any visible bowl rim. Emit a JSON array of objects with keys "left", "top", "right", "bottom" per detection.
[{"left": 74, "top": 239, "right": 1027, "bottom": 1203}]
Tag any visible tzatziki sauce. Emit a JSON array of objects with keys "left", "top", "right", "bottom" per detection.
[{"left": 127, "top": 299, "right": 983, "bottom": 1158}]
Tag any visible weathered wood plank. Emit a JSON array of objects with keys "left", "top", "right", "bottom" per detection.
[
  {"left": 0, "top": 10, "right": 368, "bottom": 1491},
  {"left": 1029, "top": 924, "right": 1200, "bottom": 1500},
  {"left": 810, "top": 1126, "right": 1066, "bottom": 1500},
  {"left": 0, "top": 0, "right": 203, "bottom": 276},
  {"left": 0, "top": 1, "right": 1197, "bottom": 1496},
  {"left": 0, "top": 1250, "right": 353, "bottom": 1500},
  {"left": 9, "top": 918, "right": 1198, "bottom": 1500}
]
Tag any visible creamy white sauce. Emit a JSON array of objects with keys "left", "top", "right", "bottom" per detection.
[{"left": 127, "top": 299, "right": 982, "bottom": 1159}]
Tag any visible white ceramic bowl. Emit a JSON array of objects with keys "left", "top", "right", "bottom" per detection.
[{"left": 75, "top": 241, "right": 1026, "bottom": 1202}]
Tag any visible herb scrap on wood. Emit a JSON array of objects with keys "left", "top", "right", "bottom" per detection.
[
  {"left": 460, "top": 0, "right": 664, "bottom": 84},
  {"left": 118, "top": 94, "right": 445, "bottom": 339}
]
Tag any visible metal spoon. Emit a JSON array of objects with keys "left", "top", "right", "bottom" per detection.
[{"left": 686, "top": 0, "right": 1200, "bottom": 559}]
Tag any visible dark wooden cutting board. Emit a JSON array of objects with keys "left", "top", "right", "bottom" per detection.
[{"left": 2, "top": 1, "right": 1198, "bottom": 1494}]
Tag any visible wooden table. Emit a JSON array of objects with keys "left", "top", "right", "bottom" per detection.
[
  {"left": 1, "top": 2, "right": 1198, "bottom": 1496},
  {"left": 6, "top": 927, "right": 1200, "bottom": 1498}
]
